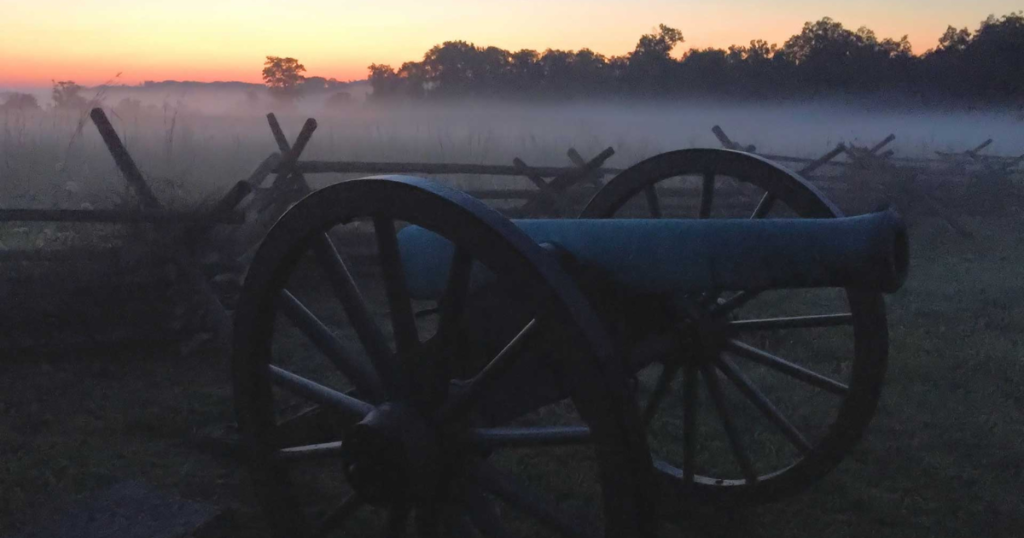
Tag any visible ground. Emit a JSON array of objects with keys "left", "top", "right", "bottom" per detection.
[{"left": 1, "top": 213, "right": 1022, "bottom": 537}]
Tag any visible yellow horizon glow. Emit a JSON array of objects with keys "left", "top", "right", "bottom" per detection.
[{"left": 1, "top": 0, "right": 1019, "bottom": 87}]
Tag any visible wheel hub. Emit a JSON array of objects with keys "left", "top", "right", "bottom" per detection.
[
  {"left": 676, "top": 303, "right": 729, "bottom": 367},
  {"left": 340, "top": 403, "right": 442, "bottom": 505}
]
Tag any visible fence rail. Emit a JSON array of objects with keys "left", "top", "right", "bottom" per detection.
[{"left": 0, "top": 209, "right": 243, "bottom": 224}]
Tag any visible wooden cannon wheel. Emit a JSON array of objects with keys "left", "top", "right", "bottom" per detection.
[
  {"left": 232, "top": 176, "right": 656, "bottom": 537},
  {"left": 580, "top": 149, "right": 890, "bottom": 507}
]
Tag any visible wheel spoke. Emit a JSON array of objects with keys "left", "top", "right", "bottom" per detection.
[
  {"left": 750, "top": 192, "right": 777, "bottom": 219},
  {"left": 682, "top": 363, "right": 698, "bottom": 484},
  {"left": 468, "top": 461, "right": 594, "bottom": 538},
  {"left": 713, "top": 356, "right": 812, "bottom": 453},
  {"left": 277, "top": 289, "right": 385, "bottom": 401},
  {"left": 436, "top": 319, "right": 538, "bottom": 423},
  {"left": 725, "top": 339, "right": 849, "bottom": 395},
  {"left": 428, "top": 247, "right": 475, "bottom": 406},
  {"left": 465, "top": 426, "right": 591, "bottom": 449},
  {"left": 311, "top": 493, "right": 364, "bottom": 538},
  {"left": 268, "top": 365, "right": 374, "bottom": 423},
  {"left": 373, "top": 217, "right": 419, "bottom": 357},
  {"left": 729, "top": 313, "right": 853, "bottom": 332},
  {"left": 700, "top": 364, "right": 758, "bottom": 484},
  {"left": 275, "top": 441, "right": 344, "bottom": 462},
  {"left": 642, "top": 362, "right": 680, "bottom": 425},
  {"left": 643, "top": 185, "right": 662, "bottom": 218},
  {"left": 313, "top": 232, "right": 397, "bottom": 399},
  {"left": 438, "top": 247, "right": 474, "bottom": 336},
  {"left": 710, "top": 290, "right": 762, "bottom": 317},
  {"left": 698, "top": 171, "right": 715, "bottom": 219}
]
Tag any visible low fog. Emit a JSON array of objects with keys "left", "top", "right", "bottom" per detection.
[{"left": 2, "top": 84, "right": 1022, "bottom": 209}]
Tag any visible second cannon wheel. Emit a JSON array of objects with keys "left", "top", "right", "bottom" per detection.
[{"left": 580, "top": 149, "right": 890, "bottom": 507}]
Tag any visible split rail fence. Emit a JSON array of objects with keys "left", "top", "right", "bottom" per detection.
[{"left": 0, "top": 108, "right": 1021, "bottom": 351}]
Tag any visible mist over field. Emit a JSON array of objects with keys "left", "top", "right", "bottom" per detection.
[{"left": 3, "top": 87, "right": 1022, "bottom": 210}]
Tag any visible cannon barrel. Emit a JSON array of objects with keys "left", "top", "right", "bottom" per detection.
[{"left": 397, "top": 209, "right": 908, "bottom": 299}]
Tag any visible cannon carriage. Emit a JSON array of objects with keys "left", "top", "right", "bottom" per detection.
[{"left": 231, "top": 148, "right": 908, "bottom": 536}]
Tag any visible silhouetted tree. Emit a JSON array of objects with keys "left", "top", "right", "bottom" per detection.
[
  {"left": 628, "top": 24, "right": 684, "bottom": 91},
  {"left": 632, "top": 24, "right": 684, "bottom": 62},
  {"left": 960, "top": 12, "right": 1024, "bottom": 99},
  {"left": 539, "top": 49, "right": 575, "bottom": 94},
  {"left": 364, "top": 13, "right": 1024, "bottom": 104},
  {"left": 367, "top": 63, "right": 400, "bottom": 99},
  {"left": 51, "top": 81, "right": 86, "bottom": 109},
  {"left": 422, "top": 41, "right": 482, "bottom": 95},
  {"left": 682, "top": 48, "right": 731, "bottom": 93},
  {"left": 391, "top": 62, "right": 424, "bottom": 98},
  {"left": 510, "top": 50, "right": 544, "bottom": 93},
  {"left": 262, "top": 56, "right": 306, "bottom": 101},
  {"left": 569, "top": 49, "right": 609, "bottom": 95}
]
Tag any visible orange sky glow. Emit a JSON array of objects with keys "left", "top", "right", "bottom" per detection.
[{"left": 1, "top": 0, "right": 1020, "bottom": 88}]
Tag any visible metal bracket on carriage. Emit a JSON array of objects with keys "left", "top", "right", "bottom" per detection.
[{"left": 508, "top": 147, "right": 616, "bottom": 218}]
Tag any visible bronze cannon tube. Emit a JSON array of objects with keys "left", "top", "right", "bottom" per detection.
[{"left": 397, "top": 209, "right": 908, "bottom": 298}]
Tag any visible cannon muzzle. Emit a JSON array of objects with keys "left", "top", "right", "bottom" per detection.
[{"left": 397, "top": 210, "right": 908, "bottom": 299}]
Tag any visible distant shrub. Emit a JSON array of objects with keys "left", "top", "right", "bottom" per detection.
[
  {"left": 0, "top": 93, "right": 41, "bottom": 111},
  {"left": 325, "top": 91, "right": 352, "bottom": 108},
  {"left": 51, "top": 80, "right": 88, "bottom": 110},
  {"left": 114, "top": 97, "right": 143, "bottom": 117}
]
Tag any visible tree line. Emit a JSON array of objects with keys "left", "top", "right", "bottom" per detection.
[
  {"left": 365, "top": 13, "right": 1024, "bottom": 104},
  {"left": 4, "top": 13, "right": 1021, "bottom": 112}
]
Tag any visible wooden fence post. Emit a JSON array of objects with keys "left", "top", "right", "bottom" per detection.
[
  {"left": 800, "top": 144, "right": 847, "bottom": 176},
  {"left": 567, "top": 148, "right": 606, "bottom": 188},
  {"left": 967, "top": 139, "right": 993, "bottom": 158},
  {"left": 89, "top": 107, "right": 235, "bottom": 350},
  {"left": 512, "top": 147, "right": 615, "bottom": 217},
  {"left": 90, "top": 108, "right": 162, "bottom": 209},
  {"left": 711, "top": 125, "right": 756, "bottom": 153},
  {"left": 235, "top": 115, "right": 319, "bottom": 263},
  {"left": 844, "top": 134, "right": 896, "bottom": 167}
]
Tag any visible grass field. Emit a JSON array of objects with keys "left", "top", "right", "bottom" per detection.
[
  {"left": 2, "top": 214, "right": 1022, "bottom": 537},
  {"left": 1, "top": 102, "right": 1023, "bottom": 537}
]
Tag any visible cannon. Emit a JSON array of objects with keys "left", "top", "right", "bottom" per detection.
[{"left": 231, "top": 149, "right": 908, "bottom": 537}]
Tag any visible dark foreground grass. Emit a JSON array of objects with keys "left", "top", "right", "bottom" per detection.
[{"left": 1, "top": 214, "right": 1022, "bottom": 537}]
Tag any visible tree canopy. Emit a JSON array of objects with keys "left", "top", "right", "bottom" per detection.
[
  {"left": 51, "top": 81, "right": 86, "bottom": 109},
  {"left": 366, "top": 13, "right": 1024, "bottom": 104},
  {"left": 262, "top": 56, "right": 307, "bottom": 101}
]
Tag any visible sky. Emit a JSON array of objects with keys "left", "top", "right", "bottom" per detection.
[{"left": 1, "top": 0, "right": 1019, "bottom": 88}]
